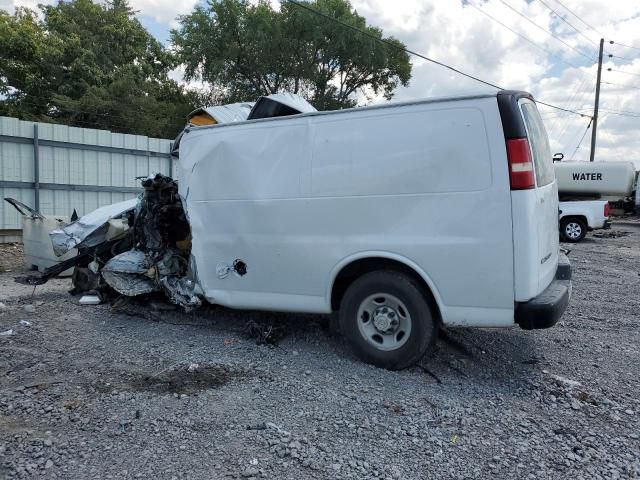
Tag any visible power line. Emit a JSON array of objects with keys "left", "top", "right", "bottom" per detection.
[
  {"left": 609, "top": 41, "right": 640, "bottom": 52},
  {"left": 496, "top": 0, "right": 596, "bottom": 61},
  {"left": 569, "top": 117, "right": 593, "bottom": 160},
  {"left": 597, "top": 108, "right": 640, "bottom": 118},
  {"left": 602, "top": 81, "right": 640, "bottom": 91},
  {"left": 288, "top": 0, "right": 497, "bottom": 90},
  {"left": 536, "top": 100, "right": 591, "bottom": 117},
  {"left": 287, "top": 0, "right": 591, "bottom": 118},
  {"left": 555, "top": 81, "right": 595, "bottom": 141},
  {"left": 551, "top": 0, "right": 605, "bottom": 39},
  {"left": 607, "top": 68, "right": 640, "bottom": 78},
  {"left": 537, "top": 0, "right": 599, "bottom": 47},
  {"left": 606, "top": 53, "right": 636, "bottom": 62},
  {"left": 468, "top": 1, "right": 585, "bottom": 70},
  {"left": 547, "top": 74, "right": 592, "bottom": 133}
]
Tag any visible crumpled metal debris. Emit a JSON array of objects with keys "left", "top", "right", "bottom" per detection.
[
  {"left": 49, "top": 198, "right": 137, "bottom": 256},
  {"left": 23, "top": 173, "right": 200, "bottom": 310},
  {"left": 244, "top": 319, "right": 285, "bottom": 346}
]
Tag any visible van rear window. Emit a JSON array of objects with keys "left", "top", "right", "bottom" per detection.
[{"left": 521, "top": 102, "right": 554, "bottom": 187}]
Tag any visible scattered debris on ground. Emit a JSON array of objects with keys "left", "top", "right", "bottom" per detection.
[{"left": 244, "top": 319, "right": 286, "bottom": 346}]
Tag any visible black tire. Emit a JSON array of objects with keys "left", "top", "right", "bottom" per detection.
[
  {"left": 339, "top": 270, "right": 437, "bottom": 370},
  {"left": 560, "top": 217, "right": 587, "bottom": 243}
]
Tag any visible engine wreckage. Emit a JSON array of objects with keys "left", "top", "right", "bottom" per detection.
[{"left": 17, "top": 174, "right": 201, "bottom": 310}]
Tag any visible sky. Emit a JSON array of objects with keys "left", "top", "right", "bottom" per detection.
[{"left": 2, "top": 0, "right": 639, "bottom": 164}]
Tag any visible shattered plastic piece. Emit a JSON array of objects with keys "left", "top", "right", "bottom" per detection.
[
  {"left": 0, "top": 329, "right": 14, "bottom": 336},
  {"left": 23, "top": 304, "right": 35, "bottom": 313},
  {"left": 19, "top": 320, "right": 32, "bottom": 327},
  {"left": 79, "top": 295, "right": 101, "bottom": 305},
  {"left": 49, "top": 198, "right": 137, "bottom": 256}
]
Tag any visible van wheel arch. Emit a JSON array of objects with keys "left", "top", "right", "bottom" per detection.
[{"left": 330, "top": 257, "right": 441, "bottom": 322}]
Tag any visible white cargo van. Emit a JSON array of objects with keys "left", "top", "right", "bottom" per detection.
[{"left": 177, "top": 90, "right": 572, "bottom": 369}]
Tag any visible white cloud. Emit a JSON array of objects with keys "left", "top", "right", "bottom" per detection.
[
  {"left": 0, "top": 0, "right": 41, "bottom": 11},
  {"left": 128, "top": 0, "right": 198, "bottom": 25},
  {"left": 350, "top": 0, "right": 640, "bottom": 164}
]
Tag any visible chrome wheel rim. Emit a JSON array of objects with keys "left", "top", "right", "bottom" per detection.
[
  {"left": 565, "top": 222, "right": 582, "bottom": 240},
  {"left": 356, "top": 293, "right": 412, "bottom": 351}
]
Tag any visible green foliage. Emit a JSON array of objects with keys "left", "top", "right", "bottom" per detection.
[
  {"left": 0, "top": 0, "right": 194, "bottom": 138},
  {"left": 172, "top": 0, "right": 412, "bottom": 109},
  {"left": 0, "top": 0, "right": 412, "bottom": 138}
]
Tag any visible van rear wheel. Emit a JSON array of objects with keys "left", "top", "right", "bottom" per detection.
[
  {"left": 561, "top": 217, "right": 587, "bottom": 243},
  {"left": 339, "top": 270, "right": 436, "bottom": 370}
]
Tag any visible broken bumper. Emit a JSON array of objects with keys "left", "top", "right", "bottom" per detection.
[{"left": 515, "top": 253, "right": 572, "bottom": 330}]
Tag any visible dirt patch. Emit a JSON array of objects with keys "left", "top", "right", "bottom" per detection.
[
  {"left": 97, "top": 365, "right": 242, "bottom": 395},
  {"left": 0, "top": 243, "right": 24, "bottom": 272}
]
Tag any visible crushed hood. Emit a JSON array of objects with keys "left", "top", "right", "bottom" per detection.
[{"left": 49, "top": 198, "right": 137, "bottom": 257}]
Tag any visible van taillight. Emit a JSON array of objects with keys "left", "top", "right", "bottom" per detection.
[
  {"left": 506, "top": 138, "right": 535, "bottom": 190},
  {"left": 604, "top": 203, "right": 610, "bottom": 217}
]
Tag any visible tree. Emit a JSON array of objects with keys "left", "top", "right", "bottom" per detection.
[
  {"left": 0, "top": 0, "right": 194, "bottom": 138},
  {"left": 172, "top": 0, "right": 412, "bottom": 109}
]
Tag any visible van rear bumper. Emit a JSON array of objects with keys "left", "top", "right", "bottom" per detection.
[{"left": 515, "top": 253, "right": 572, "bottom": 330}]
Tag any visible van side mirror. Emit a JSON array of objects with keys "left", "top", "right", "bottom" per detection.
[{"left": 553, "top": 153, "right": 564, "bottom": 163}]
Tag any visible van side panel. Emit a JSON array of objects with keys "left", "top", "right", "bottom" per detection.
[{"left": 180, "top": 97, "right": 515, "bottom": 326}]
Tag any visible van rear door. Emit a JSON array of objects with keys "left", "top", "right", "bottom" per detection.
[
  {"left": 519, "top": 99, "right": 559, "bottom": 292},
  {"left": 498, "top": 91, "right": 560, "bottom": 301}
]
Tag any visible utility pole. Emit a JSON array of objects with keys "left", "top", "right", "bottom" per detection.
[{"left": 590, "top": 38, "right": 604, "bottom": 162}]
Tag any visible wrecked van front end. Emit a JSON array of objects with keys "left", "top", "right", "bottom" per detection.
[{"left": 19, "top": 174, "right": 201, "bottom": 310}]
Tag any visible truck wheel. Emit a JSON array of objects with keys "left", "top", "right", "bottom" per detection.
[
  {"left": 339, "top": 270, "right": 436, "bottom": 370},
  {"left": 561, "top": 218, "right": 587, "bottom": 243}
]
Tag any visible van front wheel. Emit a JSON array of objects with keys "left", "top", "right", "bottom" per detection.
[{"left": 339, "top": 271, "right": 436, "bottom": 370}]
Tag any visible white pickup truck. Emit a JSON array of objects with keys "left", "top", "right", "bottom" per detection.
[{"left": 558, "top": 200, "right": 611, "bottom": 242}]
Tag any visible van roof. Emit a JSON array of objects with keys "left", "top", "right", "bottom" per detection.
[{"left": 184, "top": 90, "right": 532, "bottom": 134}]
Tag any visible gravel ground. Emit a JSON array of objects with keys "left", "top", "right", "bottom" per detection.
[
  {"left": 1, "top": 222, "right": 639, "bottom": 480},
  {"left": 0, "top": 243, "right": 24, "bottom": 273}
]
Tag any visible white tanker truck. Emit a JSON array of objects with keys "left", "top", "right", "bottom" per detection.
[
  {"left": 553, "top": 160, "right": 638, "bottom": 242},
  {"left": 554, "top": 161, "right": 639, "bottom": 213}
]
